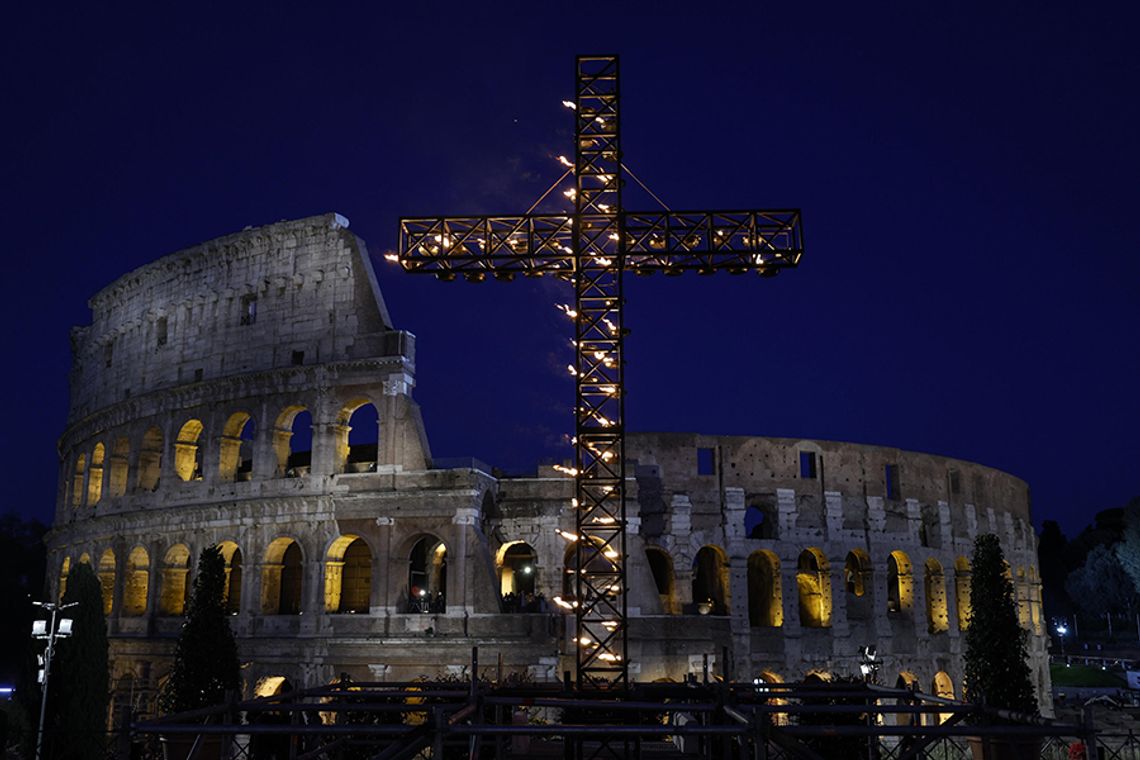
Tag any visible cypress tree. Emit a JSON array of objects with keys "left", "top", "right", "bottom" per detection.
[
  {"left": 963, "top": 534, "right": 1038, "bottom": 716},
  {"left": 158, "top": 546, "right": 240, "bottom": 714},
  {"left": 52, "top": 561, "right": 110, "bottom": 760}
]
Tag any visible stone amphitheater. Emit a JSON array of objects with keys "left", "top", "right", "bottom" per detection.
[{"left": 46, "top": 213, "right": 1052, "bottom": 718}]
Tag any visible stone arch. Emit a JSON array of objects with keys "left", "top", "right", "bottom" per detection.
[
  {"left": 954, "top": 556, "right": 972, "bottom": 630},
  {"left": 497, "top": 541, "right": 537, "bottom": 600},
  {"left": 160, "top": 544, "right": 191, "bottom": 616},
  {"left": 98, "top": 548, "right": 116, "bottom": 615},
  {"left": 59, "top": 557, "right": 71, "bottom": 601},
  {"left": 218, "top": 411, "right": 256, "bottom": 483},
  {"left": 887, "top": 550, "right": 914, "bottom": 613},
  {"left": 325, "top": 535, "right": 372, "bottom": 613},
  {"left": 70, "top": 453, "right": 86, "bottom": 507},
  {"left": 844, "top": 549, "right": 872, "bottom": 597},
  {"left": 692, "top": 545, "right": 729, "bottom": 616},
  {"left": 109, "top": 437, "right": 130, "bottom": 498},
  {"left": 925, "top": 558, "right": 949, "bottom": 633},
  {"left": 217, "top": 541, "right": 243, "bottom": 614},
  {"left": 408, "top": 535, "right": 448, "bottom": 612},
  {"left": 796, "top": 548, "right": 831, "bottom": 628},
  {"left": 78, "top": 551, "right": 91, "bottom": 565},
  {"left": 560, "top": 536, "right": 620, "bottom": 605},
  {"left": 137, "top": 426, "right": 163, "bottom": 491},
  {"left": 1027, "top": 566, "right": 1042, "bottom": 633},
  {"left": 745, "top": 501, "right": 778, "bottom": 539},
  {"left": 335, "top": 398, "right": 380, "bottom": 473},
  {"left": 262, "top": 537, "right": 304, "bottom": 615},
  {"left": 274, "top": 406, "right": 312, "bottom": 477},
  {"left": 747, "top": 550, "right": 782, "bottom": 628},
  {"left": 895, "top": 672, "right": 920, "bottom": 725},
  {"left": 757, "top": 670, "right": 788, "bottom": 725},
  {"left": 645, "top": 546, "right": 676, "bottom": 614},
  {"left": 174, "top": 419, "right": 205, "bottom": 482},
  {"left": 1015, "top": 566, "right": 1030, "bottom": 628},
  {"left": 123, "top": 546, "right": 150, "bottom": 616},
  {"left": 932, "top": 671, "right": 955, "bottom": 724},
  {"left": 88, "top": 443, "right": 105, "bottom": 505}
]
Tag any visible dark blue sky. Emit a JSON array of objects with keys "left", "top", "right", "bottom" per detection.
[{"left": 3, "top": 3, "right": 1137, "bottom": 536}]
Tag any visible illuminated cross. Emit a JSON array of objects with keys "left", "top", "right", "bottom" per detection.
[{"left": 395, "top": 55, "right": 803, "bottom": 687}]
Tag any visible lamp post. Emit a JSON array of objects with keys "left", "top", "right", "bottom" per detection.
[
  {"left": 858, "top": 644, "right": 880, "bottom": 684},
  {"left": 1056, "top": 621, "right": 1068, "bottom": 657},
  {"left": 31, "top": 600, "right": 77, "bottom": 760}
]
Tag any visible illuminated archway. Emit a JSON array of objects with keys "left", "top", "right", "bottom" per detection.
[
  {"left": 59, "top": 557, "right": 71, "bottom": 601},
  {"left": 326, "top": 536, "right": 372, "bottom": 613},
  {"left": 692, "top": 546, "right": 729, "bottom": 615},
  {"left": 98, "top": 549, "right": 116, "bottom": 615},
  {"left": 218, "top": 412, "right": 256, "bottom": 482},
  {"left": 895, "top": 672, "right": 920, "bottom": 725},
  {"left": 925, "top": 558, "right": 949, "bottom": 634},
  {"left": 174, "top": 419, "right": 204, "bottom": 481},
  {"left": 335, "top": 399, "right": 379, "bottom": 473},
  {"left": 888, "top": 550, "right": 914, "bottom": 613},
  {"left": 109, "top": 437, "right": 130, "bottom": 497},
  {"left": 123, "top": 546, "right": 150, "bottom": 616},
  {"left": 274, "top": 406, "right": 311, "bottom": 477},
  {"left": 747, "top": 550, "right": 782, "bottom": 628},
  {"left": 796, "top": 548, "right": 831, "bottom": 628},
  {"left": 497, "top": 541, "right": 537, "bottom": 600},
  {"left": 160, "top": 544, "right": 191, "bottom": 616},
  {"left": 71, "top": 453, "right": 86, "bottom": 507},
  {"left": 409, "top": 536, "right": 447, "bottom": 612},
  {"left": 262, "top": 538, "right": 303, "bottom": 615},
  {"left": 88, "top": 443, "right": 105, "bottom": 505},
  {"left": 954, "top": 556, "right": 971, "bottom": 630},
  {"left": 137, "top": 427, "right": 163, "bottom": 491},
  {"left": 844, "top": 549, "right": 871, "bottom": 597},
  {"left": 933, "top": 671, "right": 955, "bottom": 724}
]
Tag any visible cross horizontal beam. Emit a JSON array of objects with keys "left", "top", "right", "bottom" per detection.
[{"left": 397, "top": 209, "right": 802, "bottom": 278}]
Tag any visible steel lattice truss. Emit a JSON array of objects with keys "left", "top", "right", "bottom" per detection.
[{"left": 396, "top": 55, "right": 803, "bottom": 688}]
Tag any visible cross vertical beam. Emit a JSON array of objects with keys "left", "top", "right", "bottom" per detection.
[{"left": 572, "top": 55, "right": 627, "bottom": 687}]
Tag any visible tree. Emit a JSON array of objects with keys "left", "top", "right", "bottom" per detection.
[
  {"left": 51, "top": 561, "right": 110, "bottom": 760},
  {"left": 963, "top": 534, "right": 1037, "bottom": 716},
  {"left": 158, "top": 546, "right": 240, "bottom": 715},
  {"left": 1067, "top": 544, "right": 1135, "bottom": 636},
  {"left": 1113, "top": 497, "right": 1140, "bottom": 596},
  {"left": 1037, "top": 520, "right": 1072, "bottom": 621}
]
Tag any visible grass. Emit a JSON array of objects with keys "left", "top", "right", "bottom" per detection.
[{"left": 1050, "top": 663, "right": 1127, "bottom": 688}]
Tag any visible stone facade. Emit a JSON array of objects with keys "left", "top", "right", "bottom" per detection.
[{"left": 46, "top": 214, "right": 1051, "bottom": 717}]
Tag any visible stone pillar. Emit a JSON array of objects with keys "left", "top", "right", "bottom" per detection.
[
  {"left": 670, "top": 494, "right": 692, "bottom": 608},
  {"left": 965, "top": 504, "right": 977, "bottom": 539},
  {"left": 824, "top": 492, "right": 843, "bottom": 541},
  {"left": 867, "top": 497, "right": 886, "bottom": 534},
  {"left": 777, "top": 489, "right": 797, "bottom": 536},
  {"left": 309, "top": 423, "right": 339, "bottom": 479},
  {"left": 374, "top": 517, "right": 394, "bottom": 613},
  {"left": 937, "top": 501, "right": 952, "bottom": 550},
  {"left": 451, "top": 507, "right": 479, "bottom": 613},
  {"left": 905, "top": 498, "right": 921, "bottom": 545}
]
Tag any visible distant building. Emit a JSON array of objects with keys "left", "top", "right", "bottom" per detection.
[{"left": 47, "top": 214, "right": 1051, "bottom": 719}]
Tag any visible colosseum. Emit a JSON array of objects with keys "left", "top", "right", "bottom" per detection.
[{"left": 46, "top": 212, "right": 1052, "bottom": 718}]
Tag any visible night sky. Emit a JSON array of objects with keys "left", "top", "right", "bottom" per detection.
[{"left": 4, "top": 3, "right": 1137, "bottom": 536}]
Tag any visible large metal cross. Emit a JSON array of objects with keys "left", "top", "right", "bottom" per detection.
[{"left": 396, "top": 55, "right": 803, "bottom": 687}]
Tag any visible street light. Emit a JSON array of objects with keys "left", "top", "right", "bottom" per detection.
[
  {"left": 858, "top": 645, "right": 880, "bottom": 684},
  {"left": 31, "top": 601, "right": 77, "bottom": 760},
  {"left": 1056, "top": 621, "right": 1068, "bottom": 657}
]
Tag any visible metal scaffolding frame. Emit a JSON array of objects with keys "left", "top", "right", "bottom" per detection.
[{"left": 395, "top": 54, "right": 804, "bottom": 688}]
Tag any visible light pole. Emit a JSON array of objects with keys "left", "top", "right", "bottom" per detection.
[
  {"left": 32, "top": 601, "right": 77, "bottom": 760},
  {"left": 1056, "top": 621, "right": 1068, "bottom": 657}
]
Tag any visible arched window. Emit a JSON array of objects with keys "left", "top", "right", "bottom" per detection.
[
  {"left": 262, "top": 538, "right": 303, "bottom": 615},
  {"left": 109, "top": 437, "right": 130, "bottom": 498},
  {"left": 757, "top": 671, "right": 788, "bottom": 725},
  {"left": 844, "top": 550, "right": 872, "bottom": 597},
  {"left": 217, "top": 541, "right": 242, "bottom": 614},
  {"left": 71, "top": 453, "right": 86, "bottom": 507},
  {"left": 124, "top": 547, "right": 150, "bottom": 616},
  {"left": 98, "top": 549, "right": 116, "bottom": 615},
  {"left": 408, "top": 536, "right": 447, "bottom": 613},
  {"left": 796, "top": 548, "right": 831, "bottom": 628},
  {"left": 887, "top": 550, "right": 914, "bottom": 613},
  {"left": 954, "top": 556, "right": 972, "bottom": 630},
  {"left": 325, "top": 536, "right": 372, "bottom": 613},
  {"left": 1028, "top": 566, "right": 1042, "bottom": 634},
  {"left": 646, "top": 547, "right": 676, "bottom": 614},
  {"left": 497, "top": 542, "right": 537, "bottom": 601},
  {"left": 925, "top": 558, "right": 949, "bottom": 633},
  {"left": 274, "top": 406, "right": 311, "bottom": 477},
  {"left": 160, "top": 544, "right": 191, "bottom": 616},
  {"left": 218, "top": 412, "right": 256, "bottom": 482},
  {"left": 335, "top": 400, "right": 379, "bottom": 473},
  {"left": 59, "top": 557, "right": 71, "bottom": 601},
  {"left": 745, "top": 503, "right": 778, "bottom": 539},
  {"left": 932, "top": 671, "right": 955, "bottom": 724},
  {"left": 174, "top": 419, "right": 204, "bottom": 481},
  {"left": 137, "top": 427, "right": 163, "bottom": 491},
  {"left": 254, "top": 676, "right": 293, "bottom": 698},
  {"left": 1016, "top": 567, "right": 1030, "bottom": 628},
  {"left": 692, "top": 546, "right": 729, "bottom": 616},
  {"left": 895, "top": 672, "right": 919, "bottom": 725},
  {"left": 88, "top": 443, "right": 106, "bottom": 505},
  {"left": 747, "top": 550, "right": 782, "bottom": 628}
]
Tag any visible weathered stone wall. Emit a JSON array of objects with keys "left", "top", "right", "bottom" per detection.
[{"left": 46, "top": 215, "right": 1051, "bottom": 721}]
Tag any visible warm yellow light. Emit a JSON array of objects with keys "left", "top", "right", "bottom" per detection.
[
  {"left": 567, "top": 365, "right": 578, "bottom": 376},
  {"left": 553, "top": 464, "right": 579, "bottom": 477},
  {"left": 557, "top": 155, "right": 574, "bottom": 167},
  {"left": 562, "top": 100, "right": 576, "bottom": 110},
  {"left": 383, "top": 252, "right": 400, "bottom": 263}
]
